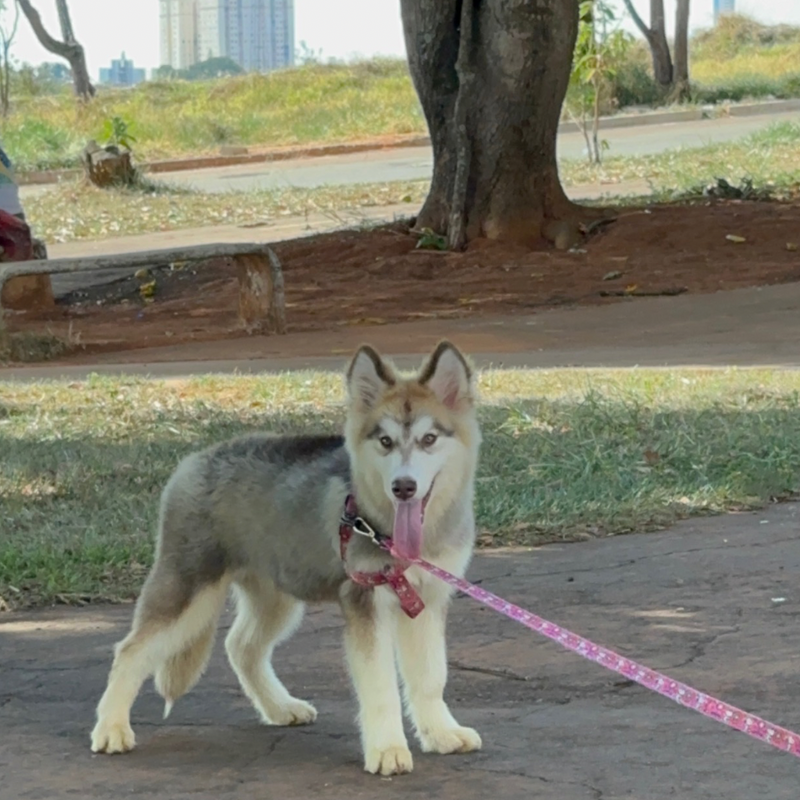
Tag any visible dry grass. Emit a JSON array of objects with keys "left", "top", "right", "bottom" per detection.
[
  {"left": 5, "top": 60, "right": 424, "bottom": 172},
  {"left": 23, "top": 179, "right": 426, "bottom": 244},
  {"left": 21, "top": 121, "right": 800, "bottom": 243}
]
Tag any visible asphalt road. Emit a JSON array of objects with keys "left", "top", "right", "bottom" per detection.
[{"left": 152, "top": 110, "right": 798, "bottom": 194}]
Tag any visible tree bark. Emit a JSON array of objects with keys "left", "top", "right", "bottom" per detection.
[
  {"left": 16, "top": 0, "right": 94, "bottom": 100},
  {"left": 621, "top": 0, "right": 673, "bottom": 88},
  {"left": 401, "top": 0, "right": 585, "bottom": 247},
  {"left": 673, "top": 0, "right": 691, "bottom": 95}
]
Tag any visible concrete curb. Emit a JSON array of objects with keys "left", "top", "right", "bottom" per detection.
[{"left": 15, "top": 98, "right": 800, "bottom": 187}]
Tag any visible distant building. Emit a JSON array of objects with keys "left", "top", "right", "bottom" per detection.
[
  {"left": 99, "top": 53, "right": 146, "bottom": 86},
  {"left": 714, "top": 0, "right": 736, "bottom": 21},
  {"left": 160, "top": 0, "right": 199, "bottom": 70},
  {"left": 160, "top": 0, "right": 294, "bottom": 73}
]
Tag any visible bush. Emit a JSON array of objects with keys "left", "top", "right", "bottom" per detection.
[
  {"left": 610, "top": 41, "right": 666, "bottom": 108},
  {"left": 693, "top": 14, "right": 800, "bottom": 61},
  {"left": 692, "top": 73, "right": 800, "bottom": 104}
]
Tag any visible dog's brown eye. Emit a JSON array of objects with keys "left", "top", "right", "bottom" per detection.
[
  {"left": 379, "top": 436, "right": 393, "bottom": 449},
  {"left": 422, "top": 432, "right": 438, "bottom": 447}
]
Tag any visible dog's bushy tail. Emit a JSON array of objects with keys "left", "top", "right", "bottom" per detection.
[{"left": 154, "top": 622, "right": 217, "bottom": 718}]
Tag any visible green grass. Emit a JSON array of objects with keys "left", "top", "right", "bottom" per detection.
[
  {"left": 558, "top": 120, "right": 800, "bottom": 200},
  {"left": 2, "top": 368, "right": 800, "bottom": 610},
  {"left": 22, "top": 121, "right": 800, "bottom": 243}
]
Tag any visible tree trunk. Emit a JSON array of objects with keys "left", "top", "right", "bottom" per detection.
[
  {"left": 672, "top": 0, "right": 691, "bottom": 96},
  {"left": 401, "top": 0, "right": 586, "bottom": 247},
  {"left": 647, "top": 0, "right": 673, "bottom": 87},
  {"left": 16, "top": 0, "right": 94, "bottom": 100},
  {"left": 621, "top": 0, "right": 673, "bottom": 88}
]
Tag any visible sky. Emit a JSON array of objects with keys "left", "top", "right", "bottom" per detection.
[{"left": 3, "top": 0, "right": 800, "bottom": 78}]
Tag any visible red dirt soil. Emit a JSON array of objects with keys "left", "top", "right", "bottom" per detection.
[{"left": 6, "top": 200, "right": 800, "bottom": 359}]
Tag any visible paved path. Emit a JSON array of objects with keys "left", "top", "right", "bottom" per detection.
[
  {"left": 3, "top": 503, "right": 799, "bottom": 798},
  {"left": 109, "top": 111, "right": 800, "bottom": 194},
  {"left": 5, "top": 281, "right": 800, "bottom": 381}
]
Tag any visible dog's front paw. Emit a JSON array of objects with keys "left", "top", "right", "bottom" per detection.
[
  {"left": 267, "top": 698, "right": 318, "bottom": 726},
  {"left": 420, "top": 725, "right": 482, "bottom": 755},
  {"left": 90, "top": 719, "right": 136, "bottom": 754},
  {"left": 364, "top": 744, "right": 414, "bottom": 776}
]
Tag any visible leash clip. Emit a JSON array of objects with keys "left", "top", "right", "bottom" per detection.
[{"left": 352, "top": 515, "right": 387, "bottom": 547}]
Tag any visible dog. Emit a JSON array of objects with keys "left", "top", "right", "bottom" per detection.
[{"left": 90, "top": 340, "right": 483, "bottom": 776}]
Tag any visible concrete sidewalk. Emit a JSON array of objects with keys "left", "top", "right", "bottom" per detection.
[{"left": 2, "top": 503, "right": 799, "bottom": 798}]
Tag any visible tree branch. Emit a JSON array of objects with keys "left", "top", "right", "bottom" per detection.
[
  {"left": 621, "top": 0, "right": 653, "bottom": 41},
  {"left": 16, "top": 0, "right": 94, "bottom": 99},
  {"left": 16, "top": 0, "right": 80, "bottom": 59}
]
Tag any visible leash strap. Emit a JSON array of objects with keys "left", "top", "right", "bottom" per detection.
[{"left": 406, "top": 551, "right": 800, "bottom": 760}]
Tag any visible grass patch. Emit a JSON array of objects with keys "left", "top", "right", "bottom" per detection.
[
  {"left": 2, "top": 368, "right": 800, "bottom": 609},
  {"left": 24, "top": 179, "right": 427, "bottom": 243},
  {"left": 0, "top": 329, "right": 72, "bottom": 364},
  {"left": 560, "top": 120, "right": 800, "bottom": 199},
  {"left": 4, "top": 60, "right": 425, "bottom": 172},
  {"left": 22, "top": 121, "right": 800, "bottom": 242}
]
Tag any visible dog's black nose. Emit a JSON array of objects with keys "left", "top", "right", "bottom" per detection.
[{"left": 392, "top": 477, "right": 417, "bottom": 501}]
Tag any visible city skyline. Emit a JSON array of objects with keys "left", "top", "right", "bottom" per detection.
[{"left": 160, "top": 0, "right": 294, "bottom": 72}]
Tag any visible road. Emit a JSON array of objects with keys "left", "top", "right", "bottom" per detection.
[{"left": 149, "top": 110, "right": 798, "bottom": 194}]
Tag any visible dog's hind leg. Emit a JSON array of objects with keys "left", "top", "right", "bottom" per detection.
[
  {"left": 224, "top": 574, "right": 316, "bottom": 726},
  {"left": 90, "top": 570, "right": 229, "bottom": 754}
]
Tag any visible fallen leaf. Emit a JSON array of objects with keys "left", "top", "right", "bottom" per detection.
[
  {"left": 602, "top": 270, "right": 622, "bottom": 281},
  {"left": 644, "top": 449, "right": 660, "bottom": 465},
  {"left": 787, "top": 242, "right": 798, "bottom": 252},
  {"left": 725, "top": 234, "right": 747, "bottom": 243},
  {"left": 624, "top": 284, "right": 638, "bottom": 294}
]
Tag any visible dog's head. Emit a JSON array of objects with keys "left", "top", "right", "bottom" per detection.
[{"left": 344, "top": 341, "right": 481, "bottom": 559}]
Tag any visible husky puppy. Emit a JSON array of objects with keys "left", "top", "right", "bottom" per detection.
[{"left": 90, "top": 341, "right": 483, "bottom": 776}]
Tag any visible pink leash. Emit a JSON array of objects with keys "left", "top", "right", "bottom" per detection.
[{"left": 406, "top": 551, "right": 800, "bottom": 760}]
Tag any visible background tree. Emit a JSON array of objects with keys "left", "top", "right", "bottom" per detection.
[
  {"left": 400, "top": 0, "right": 588, "bottom": 250},
  {"left": 568, "top": 0, "right": 633, "bottom": 164},
  {"left": 16, "top": 0, "right": 94, "bottom": 100},
  {"left": 621, "top": 0, "right": 691, "bottom": 97},
  {"left": 0, "top": 0, "right": 20, "bottom": 117}
]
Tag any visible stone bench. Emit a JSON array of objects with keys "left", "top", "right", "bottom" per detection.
[{"left": 0, "top": 242, "right": 287, "bottom": 335}]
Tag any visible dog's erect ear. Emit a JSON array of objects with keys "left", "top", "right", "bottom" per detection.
[
  {"left": 346, "top": 345, "right": 396, "bottom": 409},
  {"left": 418, "top": 341, "right": 473, "bottom": 409}
]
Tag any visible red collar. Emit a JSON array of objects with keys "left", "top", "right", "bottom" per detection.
[{"left": 339, "top": 494, "right": 425, "bottom": 619}]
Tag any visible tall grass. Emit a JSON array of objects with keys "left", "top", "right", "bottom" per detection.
[{"left": 1, "top": 60, "right": 424, "bottom": 171}]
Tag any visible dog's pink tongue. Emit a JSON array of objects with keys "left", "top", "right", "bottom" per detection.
[{"left": 392, "top": 500, "right": 424, "bottom": 560}]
